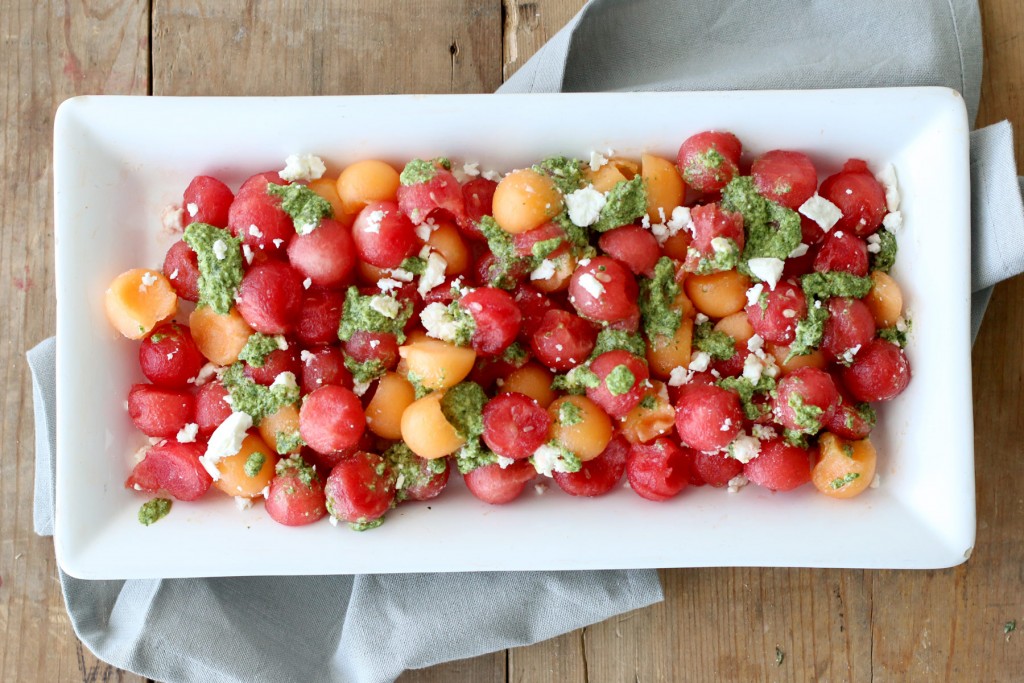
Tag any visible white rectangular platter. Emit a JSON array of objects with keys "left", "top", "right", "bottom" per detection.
[{"left": 54, "top": 89, "right": 974, "bottom": 578}]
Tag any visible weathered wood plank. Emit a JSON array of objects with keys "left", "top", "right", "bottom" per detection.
[
  {"left": 152, "top": 0, "right": 503, "bottom": 96},
  {"left": 502, "top": 0, "right": 582, "bottom": 81},
  {"left": 396, "top": 652, "right": 506, "bottom": 683},
  {"left": 0, "top": 0, "right": 149, "bottom": 680}
]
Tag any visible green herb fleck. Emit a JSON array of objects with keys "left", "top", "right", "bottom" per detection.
[
  {"left": 717, "top": 375, "right": 777, "bottom": 421},
  {"left": 440, "top": 382, "right": 497, "bottom": 474},
  {"left": 841, "top": 443, "right": 855, "bottom": 458},
  {"left": 238, "top": 333, "right": 282, "bottom": 368},
  {"left": 275, "top": 453, "right": 318, "bottom": 488},
  {"left": 591, "top": 328, "right": 647, "bottom": 359},
  {"left": 639, "top": 257, "right": 683, "bottom": 340},
  {"left": 639, "top": 394, "right": 658, "bottom": 410},
  {"left": 879, "top": 318, "right": 912, "bottom": 348},
  {"left": 338, "top": 286, "right": 413, "bottom": 343},
  {"left": 149, "top": 332, "right": 167, "bottom": 343},
  {"left": 782, "top": 429, "right": 809, "bottom": 448},
  {"left": 558, "top": 401, "right": 584, "bottom": 426},
  {"left": 501, "top": 341, "right": 528, "bottom": 367},
  {"left": 407, "top": 372, "right": 432, "bottom": 399},
  {"left": 399, "top": 256, "right": 427, "bottom": 275},
  {"left": 266, "top": 183, "right": 333, "bottom": 234},
  {"left": 242, "top": 451, "right": 266, "bottom": 477},
  {"left": 138, "top": 498, "right": 172, "bottom": 526},
  {"left": 349, "top": 518, "right": 385, "bottom": 532},
  {"left": 551, "top": 365, "right": 602, "bottom": 395},
  {"left": 399, "top": 158, "right": 439, "bottom": 186},
  {"left": 274, "top": 430, "right": 305, "bottom": 455},
  {"left": 690, "top": 237, "right": 741, "bottom": 275},
  {"left": 531, "top": 236, "right": 564, "bottom": 263},
  {"left": 682, "top": 148, "right": 728, "bottom": 186},
  {"left": 871, "top": 229, "right": 898, "bottom": 273},
  {"left": 693, "top": 321, "right": 736, "bottom": 361},
  {"left": 182, "top": 223, "right": 244, "bottom": 315},
  {"left": 532, "top": 156, "right": 585, "bottom": 195},
  {"left": 477, "top": 216, "right": 528, "bottom": 289},
  {"left": 829, "top": 472, "right": 861, "bottom": 489},
  {"left": 385, "top": 442, "right": 446, "bottom": 502},
  {"left": 788, "top": 302, "right": 830, "bottom": 360},
  {"left": 221, "top": 363, "right": 300, "bottom": 424},
  {"left": 591, "top": 177, "right": 647, "bottom": 233},
  {"left": 531, "top": 440, "right": 583, "bottom": 475},
  {"left": 720, "top": 176, "right": 802, "bottom": 272},
  {"left": 801, "top": 272, "right": 874, "bottom": 300},
  {"left": 344, "top": 356, "right": 387, "bottom": 385},
  {"left": 787, "top": 392, "right": 824, "bottom": 434},
  {"left": 551, "top": 211, "right": 594, "bottom": 254},
  {"left": 605, "top": 364, "right": 637, "bottom": 396}
]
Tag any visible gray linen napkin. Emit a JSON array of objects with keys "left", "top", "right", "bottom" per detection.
[{"left": 31, "top": 1, "right": 1024, "bottom": 682}]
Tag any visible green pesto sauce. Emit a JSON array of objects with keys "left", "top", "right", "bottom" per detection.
[
  {"left": 275, "top": 453, "right": 318, "bottom": 488},
  {"left": 682, "top": 148, "right": 727, "bottom": 186},
  {"left": 443, "top": 299, "right": 478, "bottom": 347},
  {"left": 266, "top": 183, "right": 333, "bottom": 233},
  {"left": 138, "top": 498, "right": 172, "bottom": 526},
  {"left": 639, "top": 256, "right": 682, "bottom": 340},
  {"left": 531, "top": 236, "right": 564, "bottom": 261},
  {"left": 879, "top": 318, "right": 911, "bottom": 348},
  {"left": 558, "top": 400, "right": 584, "bottom": 426},
  {"left": 531, "top": 440, "right": 583, "bottom": 474},
  {"left": 274, "top": 429, "right": 305, "bottom": 455},
  {"left": 453, "top": 439, "right": 498, "bottom": 475},
  {"left": 693, "top": 322, "right": 736, "bottom": 361},
  {"left": 501, "top": 341, "right": 529, "bottom": 367},
  {"left": 690, "top": 238, "right": 741, "bottom": 275},
  {"left": 182, "top": 222, "right": 244, "bottom": 315},
  {"left": 871, "top": 230, "right": 898, "bottom": 273},
  {"left": 844, "top": 402, "right": 877, "bottom": 431},
  {"left": 604, "top": 364, "right": 636, "bottom": 397},
  {"left": 477, "top": 216, "right": 525, "bottom": 290},
  {"left": 551, "top": 365, "right": 601, "bottom": 395},
  {"left": 399, "top": 256, "right": 427, "bottom": 275},
  {"left": 717, "top": 375, "right": 776, "bottom": 421},
  {"left": 801, "top": 272, "right": 874, "bottom": 300},
  {"left": 149, "top": 332, "right": 168, "bottom": 343},
  {"left": 720, "top": 177, "right": 802, "bottom": 271},
  {"left": 238, "top": 333, "right": 281, "bottom": 368},
  {"left": 788, "top": 303, "right": 830, "bottom": 360},
  {"left": 407, "top": 372, "right": 432, "bottom": 399},
  {"left": 399, "top": 158, "right": 438, "bottom": 186},
  {"left": 221, "top": 363, "right": 299, "bottom": 424},
  {"left": 639, "top": 394, "right": 658, "bottom": 410},
  {"left": 344, "top": 356, "right": 387, "bottom": 384},
  {"left": 591, "top": 177, "right": 647, "bottom": 233},
  {"left": 552, "top": 212, "right": 594, "bottom": 254},
  {"left": 590, "top": 328, "right": 646, "bottom": 359},
  {"left": 349, "top": 518, "right": 385, "bottom": 532},
  {"left": 830, "top": 472, "right": 861, "bottom": 490},
  {"left": 384, "top": 442, "right": 445, "bottom": 502},
  {"left": 787, "top": 392, "right": 824, "bottom": 434},
  {"left": 841, "top": 443, "right": 855, "bottom": 458},
  {"left": 532, "top": 156, "right": 585, "bottom": 195},
  {"left": 338, "top": 287, "right": 414, "bottom": 343},
  {"left": 782, "top": 429, "right": 809, "bottom": 448},
  {"left": 439, "top": 381, "right": 486, "bottom": 441},
  {"left": 243, "top": 451, "right": 266, "bottom": 478}
]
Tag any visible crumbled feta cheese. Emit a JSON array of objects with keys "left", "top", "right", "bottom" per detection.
[
  {"left": 882, "top": 211, "right": 902, "bottom": 233},
  {"left": 200, "top": 412, "right": 253, "bottom": 480},
  {"left": 534, "top": 482, "right": 549, "bottom": 495},
  {"left": 242, "top": 244, "right": 254, "bottom": 264},
  {"left": 234, "top": 496, "right": 254, "bottom": 511},
  {"left": 420, "top": 302, "right": 460, "bottom": 343},
  {"left": 578, "top": 272, "right": 606, "bottom": 298},
  {"left": 482, "top": 169, "right": 502, "bottom": 182},
  {"left": 589, "top": 150, "right": 609, "bottom": 172},
  {"left": 300, "top": 350, "right": 314, "bottom": 364},
  {"left": 186, "top": 202, "right": 199, "bottom": 217},
  {"left": 866, "top": 233, "right": 882, "bottom": 254},
  {"left": 496, "top": 455, "right": 515, "bottom": 469},
  {"left": 746, "top": 283, "right": 765, "bottom": 307},
  {"left": 710, "top": 236, "right": 734, "bottom": 255},
  {"left": 369, "top": 295, "right": 401, "bottom": 319},
  {"left": 728, "top": 434, "right": 761, "bottom": 464},
  {"left": 531, "top": 443, "right": 572, "bottom": 477},
  {"left": 279, "top": 153, "right": 326, "bottom": 182},
  {"left": 565, "top": 185, "right": 607, "bottom": 227},
  {"left": 418, "top": 244, "right": 432, "bottom": 260},
  {"left": 782, "top": 309, "right": 797, "bottom": 319},
  {"left": 667, "top": 366, "right": 694, "bottom": 387},
  {"left": 751, "top": 424, "right": 777, "bottom": 441},
  {"left": 270, "top": 371, "right": 298, "bottom": 392},
  {"left": 296, "top": 221, "right": 316, "bottom": 236},
  {"left": 895, "top": 316, "right": 909, "bottom": 333},
  {"left": 649, "top": 205, "right": 692, "bottom": 245},
  {"left": 688, "top": 351, "right": 711, "bottom": 372},
  {"left": 369, "top": 339, "right": 380, "bottom": 349},
  {"left": 248, "top": 224, "right": 263, "bottom": 239},
  {"left": 462, "top": 162, "right": 480, "bottom": 177},
  {"left": 272, "top": 238, "right": 284, "bottom": 248},
  {"left": 353, "top": 381, "right": 371, "bottom": 397},
  {"left": 388, "top": 268, "right": 415, "bottom": 283},
  {"left": 191, "top": 362, "right": 220, "bottom": 387},
  {"left": 329, "top": 515, "right": 339, "bottom": 527},
  {"left": 695, "top": 313, "right": 709, "bottom": 324},
  {"left": 746, "top": 334, "right": 765, "bottom": 354},
  {"left": 788, "top": 243, "right": 809, "bottom": 259},
  {"left": 876, "top": 163, "right": 900, "bottom": 211},
  {"left": 364, "top": 210, "right": 386, "bottom": 234},
  {"left": 212, "top": 239, "right": 228, "bottom": 261},
  {"left": 839, "top": 344, "right": 862, "bottom": 365},
  {"left": 261, "top": 485, "right": 270, "bottom": 499},
  {"left": 417, "top": 251, "right": 448, "bottom": 296},
  {"left": 168, "top": 268, "right": 179, "bottom": 280},
  {"left": 742, "top": 353, "right": 765, "bottom": 384},
  {"left": 275, "top": 336, "right": 289, "bottom": 351},
  {"left": 414, "top": 221, "right": 434, "bottom": 242},
  {"left": 531, "top": 259, "right": 557, "bottom": 281},
  {"left": 727, "top": 474, "right": 749, "bottom": 493},
  {"left": 799, "top": 194, "right": 843, "bottom": 232},
  {"left": 377, "top": 278, "right": 401, "bottom": 293},
  {"left": 720, "top": 418, "right": 733, "bottom": 432},
  {"left": 834, "top": 231, "right": 845, "bottom": 239},
  {"left": 747, "top": 257, "right": 785, "bottom": 290}
]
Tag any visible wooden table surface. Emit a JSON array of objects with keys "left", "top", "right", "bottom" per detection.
[{"left": 2, "top": 1, "right": 1022, "bottom": 681}]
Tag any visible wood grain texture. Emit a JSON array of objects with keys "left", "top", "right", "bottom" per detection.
[
  {"left": 0, "top": 1, "right": 148, "bottom": 681},
  {"left": 5, "top": 0, "right": 1024, "bottom": 681}
]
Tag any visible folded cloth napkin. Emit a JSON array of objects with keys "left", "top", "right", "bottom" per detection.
[{"left": 31, "top": 1, "right": 1024, "bottom": 682}]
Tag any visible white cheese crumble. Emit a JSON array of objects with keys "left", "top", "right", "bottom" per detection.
[
  {"left": 839, "top": 344, "right": 862, "bottom": 365},
  {"left": 530, "top": 443, "right": 572, "bottom": 477},
  {"left": 727, "top": 434, "right": 761, "bottom": 464},
  {"left": 482, "top": 169, "right": 502, "bottom": 182},
  {"left": 688, "top": 351, "right": 711, "bottom": 372},
  {"left": 876, "top": 163, "right": 900, "bottom": 212},
  {"left": 272, "top": 238, "right": 284, "bottom": 248},
  {"left": 565, "top": 185, "right": 606, "bottom": 227},
  {"left": 212, "top": 239, "right": 228, "bottom": 261},
  {"left": 364, "top": 210, "right": 386, "bottom": 234},
  {"left": 417, "top": 251, "right": 448, "bottom": 296},
  {"left": 710, "top": 236, "right": 734, "bottom": 255},
  {"left": 302, "top": 277, "right": 312, "bottom": 289},
  {"left": 882, "top": 211, "right": 903, "bottom": 233},
  {"left": 577, "top": 272, "right": 606, "bottom": 298},
  {"left": 176, "top": 423, "right": 199, "bottom": 443},
  {"left": 270, "top": 371, "right": 298, "bottom": 392},
  {"left": 746, "top": 334, "right": 765, "bottom": 354},
  {"left": 200, "top": 412, "right": 253, "bottom": 480},
  {"left": 388, "top": 267, "right": 415, "bottom": 283},
  {"left": 727, "top": 474, "right": 749, "bottom": 493},
  {"left": 799, "top": 194, "right": 843, "bottom": 232},
  {"left": 751, "top": 424, "right": 777, "bottom": 441},
  {"left": 191, "top": 362, "right": 220, "bottom": 387},
  {"left": 279, "top": 153, "right": 327, "bottom": 182},
  {"left": 414, "top": 221, "right": 434, "bottom": 242},
  {"left": 329, "top": 515, "right": 339, "bottom": 527},
  {"left": 746, "top": 283, "right": 765, "bottom": 307},
  {"left": 534, "top": 482, "right": 549, "bottom": 496},
  {"left": 353, "top": 381, "right": 370, "bottom": 397},
  {"left": 462, "top": 162, "right": 480, "bottom": 177},
  {"left": 788, "top": 243, "right": 809, "bottom": 259},
  {"left": 496, "top": 455, "right": 515, "bottom": 469},
  {"left": 866, "top": 233, "right": 882, "bottom": 254},
  {"left": 242, "top": 244, "right": 254, "bottom": 265},
  {"left": 695, "top": 313, "right": 710, "bottom": 324},
  {"left": 649, "top": 205, "right": 692, "bottom": 245},
  {"left": 377, "top": 278, "right": 401, "bottom": 293},
  {"left": 248, "top": 224, "right": 263, "bottom": 238},
  {"left": 668, "top": 365, "right": 693, "bottom": 387},
  {"left": 300, "top": 350, "right": 314, "bottom": 364},
  {"left": 369, "top": 295, "right": 401, "bottom": 319},
  {"left": 234, "top": 496, "right": 254, "bottom": 511},
  {"left": 186, "top": 202, "right": 199, "bottom": 217},
  {"left": 742, "top": 353, "right": 765, "bottom": 384},
  {"left": 420, "top": 302, "right": 460, "bottom": 343},
  {"left": 138, "top": 271, "right": 158, "bottom": 293},
  {"left": 168, "top": 268, "right": 179, "bottom": 280},
  {"left": 588, "top": 150, "right": 609, "bottom": 171},
  {"left": 530, "top": 258, "right": 557, "bottom": 281},
  {"left": 747, "top": 257, "right": 785, "bottom": 290},
  {"left": 720, "top": 418, "right": 733, "bottom": 432}
]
